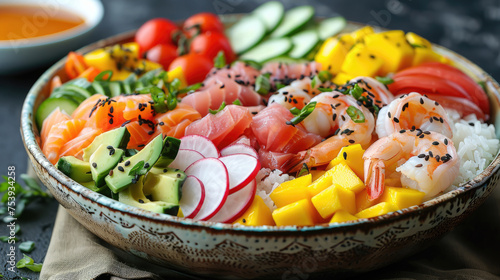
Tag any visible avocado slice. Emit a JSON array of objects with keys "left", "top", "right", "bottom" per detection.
[
  {"left": 89, "top": 144, "right": 125, "bottom": 187},
  {"left": 143, "top": 167, "right": 186, "bottom": 204},
  {"left": 119, "top": 176, "right": 179, "bottom": 215},
  {"left": 56, "top": 156, "right": 92, "bottom": 182},
  {"left": 80, "top": 181, "right": 109, "bottom": 194},
  {"left": 105, "top": 134, "right": 164, "bottom": 193},
  {"left": 82, "top": 127, "right": 130, "bottom": 161},
  {"left": 154, "top": 136, "right": 181, "bottom": 168}
]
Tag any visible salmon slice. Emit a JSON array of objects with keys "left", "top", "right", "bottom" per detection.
[
  {"left": 40, "top": 108, "right": 71, "bottom": 147},
  {"left": 153, "top": 103, "right": 201, "bottom": 139},
  {"left": 71, "top": 94, "right": 107, "bottom": 120},
  {"left": 125, "top": 120, "right": 154, "bottom": 150},
  {"left": 116, "top": 94, "right": 155, "bottom": 122},
  {"left": 59, "top": 127, "right": 102, "bottom": 159},
  {"left": 42, "top": 119, "right": 87, "bottom": 164}
]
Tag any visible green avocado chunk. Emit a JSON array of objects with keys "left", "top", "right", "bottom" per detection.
[
  {"left": 89, "top": 144, "right": 124, "bottom": 187},
  {"left": 143, "top": 167, "right": 186, "bottom": 205},
  {"left": 82, "top": 127, "right": 130, "bottom": 161},
  {"left": 154, "top": 136, "right": 181, "bottom": 168},
  {"left": 56, "top": 156, "right": 92, "bottom": 182},
  {"left": 118, "top": 176, "right": 179, "bottom": 215},
  {"left": 105, "top": 134, "right": 163, "bottom": 193}
]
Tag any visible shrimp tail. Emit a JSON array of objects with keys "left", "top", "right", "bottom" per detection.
[
  {"left": 365, "top": 160, "right": 386, "bottom": 201},
  {"left": 283, "top": 150, "right": 310, "bottom": 173}
]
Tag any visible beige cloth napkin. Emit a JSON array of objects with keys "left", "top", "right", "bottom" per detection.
[{"left": 39, "top": 206, "right": 197, "bottom": 280}]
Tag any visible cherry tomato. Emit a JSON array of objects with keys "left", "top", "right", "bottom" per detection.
[
  {"left": 146, "top": 44, "right": 178, "bottom": 70},
  {"left": 65, "top": 52, "right": 88, "bottom": 79},
  {"left": 189, "top": 32, "right": 236, "bottom": 63},
  {"left": 395, "top": 62, "right": 489, "bottom": 116},
  {"left": 169, "top": 53, "right": 213, "bottom": 85},
  {"left": 183, "top": 12, "right": 224, "bottom": 37},
  {"left": 135, "top": 18, "right": 179, "bottom": 55}
]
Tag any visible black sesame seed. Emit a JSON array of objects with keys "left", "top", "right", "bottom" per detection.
[
  {"left": 444, "top": 139, "right": 448, "bottom": 145},
  {"left": 393, "top": 117, "right": 399, "bottom": 123},
  {"left": 177, "top": 173, "right": 182, "bottom": 178},
  {"left": 107, "top": 145, "right": 113, "bottom": 149},
  {"left": 343, "top": 152, "right": 347, "bottom": 160},
  {"left": 92, "top": 162, "right": 97, "bottom": 168},
  {"left": 348, "top": 139, "right": 355, "bottom": 144},
  {"left": 400, "top": 129, "right": 406, "bottom": 133},
  {"left": 420, "top": 98, "right": 424, "bottom": 104},
  {"left": 429, "top": 151, "right": 434, "bottom": 157},
  {"left": 148, "top": 130, "right": 154, "bottom": 135},
  {"left": 118, "top": 166, "right": 124, "bottom": 172},
  {"left": 425, "top": 155, "right": 430, "bottom": 161},
  {"left": 332, "top": 114, "right": 337, "bottom": 121},
  {"left": 341, "top": 115, "right": 346, "bottom": 121},
  {"left": 144, "top": 163, "right": 150, "bottom": 168},
  {"left": 125, "top": 161, "right": 131, "bottom": 166},
  {"left": 163, "top": 168, "right": 168, "bottom": 173},
  {"left": 432, "top": 141, "right": 439, "bottom": 145},
  {"left": 418, "top": 154, "right": 426, "bottom": 158},
  {"left": 138, "top": 199, "right": 144, "bottom": 204},
  {"left": 388, "top": 112, "right": 391, "bottom": 118},
  {"left": 415, "top": 164, "right": 423, "bottom": 168},
  {"left": 109, "top": 170, "right": 113, "bottom": 176},
  {"left": 109, "top": 118, "right": 113, "bottom": 124}
]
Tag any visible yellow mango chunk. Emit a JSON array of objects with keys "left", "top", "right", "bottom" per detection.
[
  {"left": 412, "top": 48, "right": 444, "bottom": 66},
  {"left": 364, "top": 30, "right": 414, "bottom": 75},
  {"left": 270, "top": 174, "right": 312, "bottom": 208},
  {"left": 332, "top": 72, "right": 357, "bottom": 85},
  {"left": 166, "top": 66, "right": 187, "bottom": 89},
  {"left": 327, "top": 144, "right": 365, "bottom": 180},
  {"left": 330, "top": 210, "right": 359, "bottom": 223},
  {"left": 310, "top": 170, "right": 326, "bottom": 181},
  {"left": 315, "top": 34, "right": 355, "bottom": 75},
  {"left": 234, "top": 196, "right": 275, "bottom": 226},
  {"left": 84, "top": 42, "right": 161, "bottom": 81},
  {"left": 330, "top": 162, "right": 365, "bottom": 194},
  {"left": 312, "top": 184, "right": 356, "bottom": 219},
  {"left": 381, "top": 187, "right": 425, "bottom": 210},
  {"left": 341, "top": 43, "right": 384, "bottom": 77},
  {"left": 355, "top": 189, "right": 378, "bottom": 213},
  {"left": 307, "top": 169, "right": 335, "bottom": 197},
  {"left": 405, "top": 32, "right": 432, "bottom": 48},
  {"left": 350, "top": 26, "right": 375, "bottom": 42},
  {"left": 272, "top": 199, "right": 317, "bottom": 226},
  {"left": 356, "top": 202, "right": 396, "bottom": 219}
]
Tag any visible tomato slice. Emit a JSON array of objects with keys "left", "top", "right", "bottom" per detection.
[
  {"left": 395, "top": 62, "right": 489, "bottom": 116},
  {"left": 65, "top": 52, "right": 88, "bottom": 79}
]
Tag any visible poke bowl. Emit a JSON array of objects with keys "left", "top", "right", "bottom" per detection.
[{"left": 21, "top": 6, "right": 500, "bottom": 280}]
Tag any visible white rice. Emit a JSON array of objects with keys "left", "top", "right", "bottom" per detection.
[{"left": 256, "top": 168, "right": 294, "bottom": 211}]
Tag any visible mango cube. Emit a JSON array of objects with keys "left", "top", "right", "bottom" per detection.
[
  {"left": 405, "top": 32, "right": 432, "bottom": 48},
  {"left": 330, "top": 210, "right": 359, "bottom": 223},
  {"left": 315, "top": 34, "right": 355, "bottom": 75},
  {"left": 270, "top": 174, "right": 312, "bottom": 208},
  {"left": 272, "top": 199, "right": 317, "bottom": 226},
  {"left": 327, "top": 144, "right": 365, "bottom": 180},
  {"left": 364, "top": 30, "right": 414, "bottom": 75},
  {"left": 381, "top": 187, "right": 425, "bottom": 210},
  {"left": 332, "top": 72, "right": 357, "bottom": 85},
  {"left": 330, "top": 162, "right": 365, "bottom": 194},
  {"left": 355, "top": 189, "right": 378, "bottom": 213},
  {"left": 356, "top": 202, "right": 397, "bottom": 219},
  {"left": 307, "top": 169, "right": 336, "bottom": 197},
  {"left": 310, "top": 170, "right": 326, "bottom": 181},
  {"left": 350, "top": 26, "right": 375, "bottom": 42},
  {"left": 311, "top": 184, "right": 356, "bottom": 219},
  {"left": 341, "top": 43, "right": 384, "bottom": 77},
  {"left": 166, "top": 66, "right": 187, "bottom": 89},
  {"left": 234, "top": 195, "right": 275, "bottom": 226}
]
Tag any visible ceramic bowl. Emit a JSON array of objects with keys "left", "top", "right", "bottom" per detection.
[
  {"left": 21, "top": 22, "right": 500, "bottom": 279},
  {"left": 0, "top": 0, "right": 103, "bottom": 74}
]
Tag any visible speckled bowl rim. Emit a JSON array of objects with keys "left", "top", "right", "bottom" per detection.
[{"left": 21, "top": 22, "right": 500, "bottom": 234}]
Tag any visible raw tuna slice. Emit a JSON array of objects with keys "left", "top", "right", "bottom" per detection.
[
  {"left": 258, "top": 150, "right": 297, "bottom": 171},
  {"left": 205, "top": 61, "right": 261, "bottom": 86}
]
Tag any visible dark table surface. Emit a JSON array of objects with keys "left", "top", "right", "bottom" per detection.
[{"left": 1, "top": 0, "right": 500, "bottom": 279}]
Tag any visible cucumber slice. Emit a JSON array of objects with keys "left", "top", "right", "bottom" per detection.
[
  {"left": 35, "top": 97, "right": 79, "bottom": 129},
  {"left": 50, "top": 90, "right": 87, "bottom": 104},
  {"left": 240, "top": 38, "right": 293, "bottom": 63},
  {"left": 289, "top": 30, "right": 320, "bottom": 59},
  {"left": 265, "top": 56, "right": 309, "bottom": 64},
  {"left": 252, "top": 1, "right": 284, "bottom": 32},
  {"left": 108, "top": 81, "right": 123, "bottom": 97},
  {"left": 227, "top": 15, "right": 266, "bottom": 54},
  {"left": 270, "top": 5, "right": 315, "bottom": 38},
  {"left": 318, "top": 17, "right": 346, "bottom": 40},
  {"left": 58, "top": 84, "right": 93, "bottom": 99},
  {"left": 122, "top": 73, "right": 137, "bottom": 94}
]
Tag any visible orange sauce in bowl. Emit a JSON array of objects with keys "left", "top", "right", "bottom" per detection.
[{"left": 0, "top": 5, "right": 85, "bottom": 41}]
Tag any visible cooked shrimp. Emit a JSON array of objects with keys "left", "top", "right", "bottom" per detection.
[
  {"left": 286, "top": 92, "right": 375, "bottom": 171},
  {"left": 348, "top": 76, "right": 395, "bottom": 106},
  {"left": 268, "top": 77, "right": 333, "bottom": 110},
  {"left": 376, "top": 92, "right": 453, "bottom": 139},
  {"left": 363, "top": 130, "right": 459, "bottom": 201}
]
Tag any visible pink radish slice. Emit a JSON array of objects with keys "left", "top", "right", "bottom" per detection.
[
  {"left": 179, "top": 176, "right": 205, "bottom": 219},
  {"left": 169, "top": 149, "right": 204, "bottom": 171},
  {"left": 208, "top": 179, "right": 256, "bottom": 223},
  {"left": 186, "top": 158, "right": 229, "bottom": 221},
  {"left": 219, "top": 153, "right": 260, "bottom": 194},
  {"left": 180, "top": 135, "right": 219, "bottom": 158},
  {"left": 220, "top": 143, "right": 258, "bottom": 158}
]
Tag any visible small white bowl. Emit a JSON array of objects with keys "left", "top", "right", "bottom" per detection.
[{"left": 0, "top": 0, "right": 103, "bottom": 74}]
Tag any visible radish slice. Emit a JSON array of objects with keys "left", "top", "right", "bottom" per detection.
[
  {"left": 179, "top": 176, "right": 205, "bottom": 219},
  {"left": 208, "top": 179, "right": 256, "bottom": 223},
  {"left": 186, "top": 158, "right": 229, "bottom": 221},
  {"left": 220, "top": 143, "right": 258, "bottom": 158},
  {"left": 219, "top": 154, "right": 260, "bottom": 194},
  {"left": 180, "top": 135, "right": 219, "bottom": 158},
  {"left": 169, "top": 149, "right": 205, "bottom": 171}
]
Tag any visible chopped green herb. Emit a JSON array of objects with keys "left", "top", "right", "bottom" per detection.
[
  {"left": 232, "top": 99, "right": 242, "bottom": 106},
  {"left": 275, "top": 82, "right": 286, "bottom": 90},
  {"left": 128, "top": 160, "right": 145, "bottom": 177},
  {"left": 317, "top": 70, "right": 333, "bottom": 83},
  {"left": 478, "top": 81, "right": 487, "bottom": 93},
  {"left": 19, "top": 241, "right": 35, "bottom": 253},
  {"left": 255, "top": 73, "right": 271, "bottom": 95},
  {"left": 179, "top": 82, "right": 203, "bottom": 94},
  {"left": 209, "top": 101, "right": 226, "bottom": 114},
  {"left": 287, "top": 102, "right": 317, "bottom": 126},
  {"left": 239, "top": 60, "right": 262, "bottom": 70},
  {"left": 318, "top": 87, "right": 333, "bottom": 92},
  {"left": 311, "top": 76, "right": 317, "bottom": 89},
  {"left": 16, "top": 254, "right": 42, "bottom": 272},
  {"left": 297, "top": 163, "right": 310, "bottom": 177},
  {"left": 289, "top": 107, "right": 301, "bottom": 116},
  {"left": 146, "top": 86, "right": 167, "bottom": 113},
  {"left": 375, "top": 76, "right": 395, "bottom": 85},
  {"left": 348, "top": 84, "right": 363, "bottom": 100},
  {"left": 214, "top": 51, "right": 227, "bottom": 69},
  {"left": 410, "top": 43, "right": 426, "bottom": 48},
  {"left": 346, "top": 106, "right": 365, "bottom": 123},
  {"left": 94, "top": 70, "right": 113, "bottom": 82}
]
